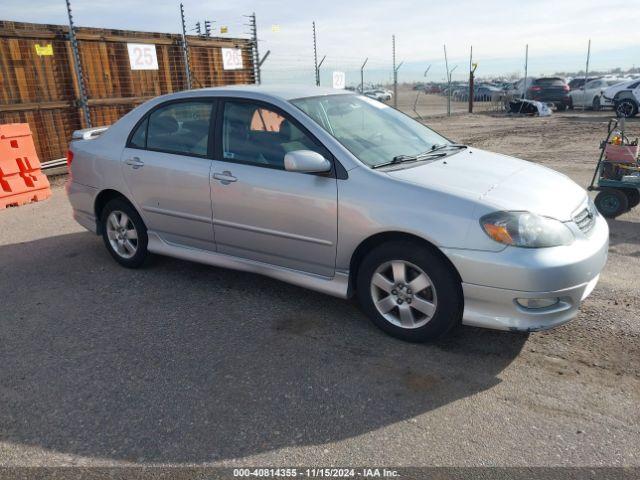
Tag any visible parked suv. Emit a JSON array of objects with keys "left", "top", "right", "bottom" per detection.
[
  {"left": 66, "top": 86, "right": 608, "bottom": 342},
  {"left": 527, "top": 77, "right": 571, "bottom": 110}
]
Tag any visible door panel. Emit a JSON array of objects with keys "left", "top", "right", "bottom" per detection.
[
  {"left": 120, "top": 99, "right": 216, "bottom": 250},
  {"left": 122, "top": 148, "right": 214, "bottom": 250},
  {"left": 210, "top": 161, "right": 337, "bottom": 276},
  {"left": 209, "top": 99, "right": 338, "bottom": 277}
]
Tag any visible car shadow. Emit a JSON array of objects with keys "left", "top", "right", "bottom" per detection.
[
  {"left": 607, "top": 217, "right": 640, "bottom": 248},
  {"left": 0, "top": 232, "right": 527, "bottom": 463}
]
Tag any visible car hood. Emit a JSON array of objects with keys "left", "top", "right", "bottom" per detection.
[{"left": 386, "top": 148, "right": 586, "bottom": 221}]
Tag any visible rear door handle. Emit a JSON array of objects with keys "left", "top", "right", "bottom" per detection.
[
  {"left": 125, "top": 157, "right": 144, "bottom": 169},
  {"left": 213, "top": 171, "right": 237, "bottom": 185}
]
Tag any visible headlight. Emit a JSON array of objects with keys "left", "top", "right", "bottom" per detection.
[{"left": 480, "top": 211, "right": 575, "bottom": 248}]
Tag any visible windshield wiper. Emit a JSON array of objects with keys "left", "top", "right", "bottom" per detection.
[
  {"left": 372, "top": 150, "right": 448, "bottom": 169},
  {"left": 430, "top": 143, "right": 468, "bottom": 152}
]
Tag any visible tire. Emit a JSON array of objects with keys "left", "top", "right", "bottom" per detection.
[
  {"left": 568, "top": 97, "right": 574, "bottom": 110},
  {"left": 592, "top": 96, "right": 601, "bottom": 111},
  {"left": 595, "top": 188, "right": 629, "bottom": 219},
  {"left": 624, "top": 189, "right": 640, "bottom": 210},
  {"left": 356, "top": 241, "right": 463, "bottom": 342},
  {"left": 100, "top": 197, "right": 148, "bottom": 268},
  {"left": 616, "top": 99, "right": 638, "bottom": 118},
  {"left": 556, "top": 103, "right": 567, "bottom": 112}
]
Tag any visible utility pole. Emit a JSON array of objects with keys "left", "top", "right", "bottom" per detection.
[
  {"left": 313, "top": 21, "right": 319, "bottom": 86},
  {"left": 392, "top": 36, "right": 403, "bottom": 108},
  {"left": 204, "top": 20, "right": 212, "bottom": 37},
  {"left": 180, "top": 3, "right": 192, "bottom": 90},
  {"left": 468, "top": 45, "right": 474, "bottom": 113},
  {"left": 523, "top": 44, "right": 528, "bottom": 99},
  {"left": 360, "top": 57, "right": 368, "bottom": 94},
  {"left": 246, "top": 13, "right": 261, "bottom": 84},
  {"left": 65, "top": 0, "right": 91, "bottom": 128},
  {"left": 584, "top": 39, "right": 592, "bottom": 109},
  {"left": 444, "top": 44, "right": 455, "bottom": 116}
]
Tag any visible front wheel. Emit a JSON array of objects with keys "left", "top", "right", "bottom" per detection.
[
  {"left": 616, "top": 99, "right": 638, "bottom": 118},
  {"left": 356, "top": 241, "right": 463, "bottom": 342},
  {"left": 100, "top": 198, "right": 149, "bottom": 268},
  {"left": 592, "top": 96, "right": 601, "bottom": 111},
  {"left": 595, "top": 188, "right": 629, "bottom": 219}
]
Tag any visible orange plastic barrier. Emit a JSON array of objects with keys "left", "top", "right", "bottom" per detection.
[{"left": 0, "top": 123, "right": 51, "bottom": 209}]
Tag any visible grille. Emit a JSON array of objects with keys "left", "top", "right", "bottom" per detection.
[{"left": 573, "top": 204, "right": 596, "bottom": 234}]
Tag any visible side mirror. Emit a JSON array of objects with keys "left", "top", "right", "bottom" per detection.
[{"left": 284, "top": 150, "right": 331, "bottom": 173}]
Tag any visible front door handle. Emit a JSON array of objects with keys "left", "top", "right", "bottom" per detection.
[
  {"left": 213, "top": 171, "right": 237, "bottom": 185},
  {"left": 125, "top": 157, "right": 144, "bottom": 169}
]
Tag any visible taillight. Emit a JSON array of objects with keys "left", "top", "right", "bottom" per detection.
[
  {"left": 66, "top": 150, "right": 74, "bottom": 168},
  {"left": 563, "top": 85, "right": 570, "bottom": 91},
  {"left": 530, "top": 86, "right": 542, "bottom": 92}
]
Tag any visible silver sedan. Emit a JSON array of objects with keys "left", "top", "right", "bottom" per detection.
[{"left": 66, "top": 85, "right": 608, "bottom": 341}]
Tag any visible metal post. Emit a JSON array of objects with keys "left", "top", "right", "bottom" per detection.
[
  {"left": 360, "top": 57, "right": 368, "bottom": 94},
  {"left": 317, "top": 55, "right": 326, "bottom": 86},
  {"left": 584, "top": 39, "right": 591, "bottom": 109},
  {"left": 65, "top": 0, "right": 91, "bottom": 128},
  {"left": 180, "top": 3, "right": 192, "bottom": 90},
  {"left": 468, "top": 45, "right": 474, "bottom": 113},
  {"left": 444, "top": 44, "right": 451, "bottom": 116},
  {"left": 412, "top": 65, "right": 430, "bottom": 119},
  {"left": 248, "top": 13, "right": 261, "bottom": 84},
  {"left": 392, "top": 35, "right": 397, "bottom": 107},
  {"left": 313, "top": 21, "right": 319, "bottom": 86},
  {"left": 523, "top": 44, "right": 528, "bottom": 99}
]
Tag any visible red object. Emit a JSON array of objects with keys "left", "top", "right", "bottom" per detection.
[
  {"left": 0, "top": 123, "right": 52, "bottom": 209},
  {"left": 66, "top": 149, "right": 74, "bottom": 167},
  {"left": 529, "top": 86, "right": 542, "bottom": 92},
  {"left": 605, "top": 144, "right": 640, "bottom": 164}
]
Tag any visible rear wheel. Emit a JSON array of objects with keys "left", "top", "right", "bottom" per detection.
[
  {"left": 100, "top": 198, "right": 148, "bottom": 268},
  {"left": 595, "top": 188, "right": 629, "bottom": 219},
  {"left": 568, "top": 97, "right": 574, "bottom": 110},
  {"left": 624, "top": 189, "right": 640, "bottom": 210},
  {"left": 556, "top": 103, "right": 567, "bottom": 111},
  {"left": 356, "top": 241, "right": 463, "bottom": 342},
  {"left": 592, "top": 96, "right": 601, "bottom": 111}
]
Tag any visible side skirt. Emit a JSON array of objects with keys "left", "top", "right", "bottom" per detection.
[{"left": 147, "top": 232, "right": 349, "bottom": 299}]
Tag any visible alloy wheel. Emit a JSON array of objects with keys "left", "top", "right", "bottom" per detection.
[
  {"left": 106, "top": 210, "right": 138, "bottom": 259},
  {"left": 370, "top": 260, "right": 437, "bottom": 329}
]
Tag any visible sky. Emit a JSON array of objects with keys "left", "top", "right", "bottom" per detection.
[{"left": 3, "top": 0, "right": 639, "bottom": 85}]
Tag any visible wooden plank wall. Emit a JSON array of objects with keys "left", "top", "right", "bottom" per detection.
[{"left": 0, "top": 21, "right": 256, "bottom": 163}]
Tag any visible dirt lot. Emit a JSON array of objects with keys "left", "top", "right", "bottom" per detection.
[{"left": 0, "top": 110, "right": 638, "bottom": 468}]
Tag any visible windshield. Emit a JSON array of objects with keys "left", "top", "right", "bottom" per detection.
[{"left": 291, "top": 94, "right": 449, "bottom": 168}]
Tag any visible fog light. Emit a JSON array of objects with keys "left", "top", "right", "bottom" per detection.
[{"left": 516, "top": 297, "right": 560, "bottom": 309}]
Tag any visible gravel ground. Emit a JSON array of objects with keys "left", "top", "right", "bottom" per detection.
[{"left": 0, "top": 111, "right": 638, "bottom": 468}]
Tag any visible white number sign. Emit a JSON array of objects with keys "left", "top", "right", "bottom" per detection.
[
  {"left": 127, "top": 43, "right": 158, "bottom": 70},
  {"left": 332, "top": 71, "right": 346, "bottom": 89},
  {"left": 222, "top": 48, "right": 243, "bottom": 70}
]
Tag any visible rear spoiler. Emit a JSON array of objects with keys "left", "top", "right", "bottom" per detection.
[{"left": 72, "top": 126, "right": 109, "bottom": 140}]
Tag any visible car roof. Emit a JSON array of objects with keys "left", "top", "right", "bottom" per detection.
[{"left": 187, "top": 84, "right": 353, "bottom": 101}]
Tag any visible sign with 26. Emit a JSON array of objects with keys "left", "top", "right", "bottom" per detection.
[
  {"left": 127, "top": 43, "right": 159, "bottom": 70},
  {"left": 222, "top": 48, "right": 243, "bottom": 70}
]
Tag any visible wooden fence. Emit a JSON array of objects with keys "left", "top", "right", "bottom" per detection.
[{"left": 0, "top": 21, "right": 256, "bottom": 163}]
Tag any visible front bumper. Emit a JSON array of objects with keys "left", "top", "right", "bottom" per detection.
[{"left": 443, "top": 214, "right": 609, "bottom": 332}]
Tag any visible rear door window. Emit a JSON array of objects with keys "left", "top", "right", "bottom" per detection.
[{"left": 146, "top": 101, "right": 213, "bottom": 156}]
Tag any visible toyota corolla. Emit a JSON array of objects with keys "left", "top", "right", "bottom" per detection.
[{"left": 66, "top": 86, "right": 609, "bottom": 341}]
